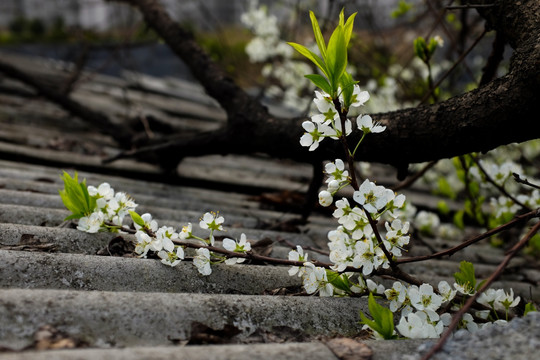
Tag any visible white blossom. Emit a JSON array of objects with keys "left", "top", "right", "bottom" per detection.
[
  {"left": 318, "top": 190, "right": 333, "bottom": 207},
  {"left": 158, "top": 246, "right": 184, "bottom": 267},
  {"left": 223, "top": 233, "right": 251, "bottom": 265},
  {"left": 288, "top": 246, "right": 308, "bottom": 277},
  {"left": 77, "top": 211, "right": 105, "bottom": 233},
  {"left": 302, "top": 262, "right": 333, "bottom": 296},
  {"left": 194, "top": 248, "right": 212, "bottom": 276},
  {"left": 357, "top": 115, "right": 386, "bottom": 134}
]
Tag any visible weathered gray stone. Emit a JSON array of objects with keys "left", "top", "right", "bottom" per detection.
[
  {"left": 0, "top": 343, "right": 339, "bottom": 360},
  {"left": 413, "top": 312, "right": 540, "bottom": 360},
  {"left": 0, "top": 223, "right": 114, "bottom": 254},
  {"left": 0, "top": 289, "right": 367, "bottom": 349},
  {"left": 0, "top": 250, "right": 302, "bottom": 294}
]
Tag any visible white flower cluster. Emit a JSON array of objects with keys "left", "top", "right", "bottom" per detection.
[
  {"left": 133, "top": 213, "right": 184, "bottom": 267},
  {"left": 470, "top": 159, "right": 523, "bottom": 187},
  {"left": 77, "top": 183, "right": 137, "bottom": 233},
  {"left": 324, "top": 180, "right": 407, "bottom": 275},
  {"left": 241, "top": 0, "right": 311, "bottom": 110},
  {"left": 300, "top": 88, "right": 379, "bottom": 151},
  {"left": 288, "top": 245, "right": 371, "bottom": 297},
  {"left": 378, "top": 280, "right": 520, "bottom": 339},
  {"left": 133, "top": 211, "right": 251, "bottom": 276}
]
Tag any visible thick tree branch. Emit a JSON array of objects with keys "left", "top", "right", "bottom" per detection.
[{"left": 105, "top": 0, "right": 539, "bottom": 170}]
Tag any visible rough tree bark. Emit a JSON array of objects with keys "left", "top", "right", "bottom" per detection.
[
  {"left": 105, "top": 0, "right": 539, "bottom": 172},
  {"left": 0, "top": 1, "right": 537, "bottom": 170}
]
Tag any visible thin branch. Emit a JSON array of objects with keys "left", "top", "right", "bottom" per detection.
[
  {"left": 392, "top": 160, "right": 438, "bottom": 192},
  {"left": 110, "top": 222, "right": 423, "bottom": 285},
  {"left": 479, "top": 30, "right": 506, "bottom": 86},
  {"left": 419, "top": 28, "right": 487, "bottom": 105},
  {"left": 471, "top": 155, "right": 531, "bottom": 210},
  {"left": 513, "top": 173, "right": 540, "bottom": 191},
  {"left": 422, "top": 220, "right": 540, "bottom": 360},
  {"left": 0, "top": 59, "right": 134, "bottom": 147},
  {"left": 446, "top": 4, "right": 495, "bottom": 11},
  {"left": 396, "top": 209, "right": 539, "bottom": 264}
]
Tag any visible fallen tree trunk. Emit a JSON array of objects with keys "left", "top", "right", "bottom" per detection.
[
  {"left": 1, "top": 1, "right": 538, "bottom": 172},
  {"left": 106, "top": 0, "right": 539, "bottom": 172}
]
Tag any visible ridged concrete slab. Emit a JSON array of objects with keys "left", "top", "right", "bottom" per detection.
[
  {"left": 0, "top": 223, "right": 115, "bottom": 254},
  {"left": 0, "top": 289, "right": 366, "bottom": 349},
  {"left": 0, "top": 250, "right": 302, "bottom": 294},
  {"left": 0, "top": 343, "right": 339, "bottom": 360},
  {"left": 0, "top": 340, "right": 431, "bottom": 360}
]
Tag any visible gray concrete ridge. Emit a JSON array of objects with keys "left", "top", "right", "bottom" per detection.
[{"left": 0, "top": 51, "right": 538, "bottom": 359}]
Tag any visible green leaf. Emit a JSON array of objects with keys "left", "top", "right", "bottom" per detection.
[
  {"left": 436, "top": 176, "right": 455, "bottom": 199},
  {"left": 427, "top": 37, "right": 439, "bottom": 56},
  {"left": 454, "top": 261, "right": 476, "bottom": 290},
  {"left": 342, "top": 12, "right": 357, "bottom": 46},
  {"left": 129, "top": 210, "right": 145, "bottom": 228},
  {"left": 59, "top": 171, "right": 96, "bottom": 220},
  {"left": 339, "top": 71, "right": 356, "bottom": 109},
  {"left": 326, "top": 270, "right": 352, "bottom": 294},
  {"left": 391, "top": 0, "right": 413, "bottom": 18},
  {"left": 305, "top": 74, "right": 332, "bottom": 94},
  {"left": 288, "top": 42, "right": 328, "bottom": 78},
  {"left": 326, "top": 25, "right": 347, "bottom": 91},
  {"left": 437, "top": 200, "right": 450, "bottom": 215},
  {"left": 309, "top": 11, "right": 327, "bottom": 61},
  {"left": 453, "top": 210, "right": 465, "bottom": 229},
  {"left": 524, "top": 302, "right": 537, "bottom": 316},
  {"left": 413, "top": 37, "right": 427, "bottom": 62},
  {"left": 359, "top": 293, "right": 396, "bottom": 339}
]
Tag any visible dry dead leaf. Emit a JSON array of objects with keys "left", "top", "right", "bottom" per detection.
[{"left": 325, "top": 337, "right": 373, "bottom": 360}]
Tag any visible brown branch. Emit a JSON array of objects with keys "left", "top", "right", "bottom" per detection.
[
  {"left": 422, "top": 219, "right": 540, "bottom": 360},
  {"left": 0, "top": 59, "right": 134, "bottom": 147},
  {"left": 446, "top": 4, "right": 495, "bottom": 10},
  {"left": 396, "top": 209, "right": 539, "bottom": 265},
  {"left": 479, "top": 30, "right": 506, "bottom": 86},
  {"left": 513, "top": 173, "right": 540, "bottom": 191},
  {"left": 392, "top": 160, "right": 438, "bottom": 192},
  {"left": 60, "top": 44, "right": 90, "bottom": 95},
  {"left": 471, "top": 155, "right": 530, "bottom": 210},
  {"left": 418, "top": 28, "right": 487, "bottom": 105},
  {"left": 102, "top": 0, "right": 539, "bottom": 171}
]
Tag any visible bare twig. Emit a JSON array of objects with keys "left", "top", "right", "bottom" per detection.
[
  {"left": 471, "top": 155, "right": 531, "bottom": 210},
  {"left": 446, "top": 4, "right": 495, "bottom": 10},
  {"left": 513, "top": 173, "right": 540, "bottom": 190},
  {"left": 479, "top": 30, "right": 506, "bottom": 86},
  {"left": 392, "top": 160, "right": 438, "bottom": 192},
  {"left": 421, "top": 219, "right": 540, "bottom": 360},
  {"left": 419, "top": 28, "right": 487, "bottom": 105},
  {"left": 396, "top": 209, "right": 539, "bottom": 264}
]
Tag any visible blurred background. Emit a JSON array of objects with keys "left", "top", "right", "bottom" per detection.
[{"left": 0, "top": 0, "right": 502, "bottom": 116}]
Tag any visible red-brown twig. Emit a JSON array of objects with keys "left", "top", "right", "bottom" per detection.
[
  {"left": 418, "top": 28, "right": 487, "bottom": 105},
  {"left": 396, "top": 209, "right": 539, "bottom": 264},
  {"left": 421, "top": 219, "right": 540, "bottom": 360},
  {"left": 470, "top": 155, "right": 530, "bottom": 210}
]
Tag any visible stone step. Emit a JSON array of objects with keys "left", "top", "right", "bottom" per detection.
[
  {"left": 0, "top": 289, "right": 366, "bottom": 350},
  {"left": 0, "top": 343, "right": 338, "bottom": 360},
  {"left": 0, "top": 340, "right": 427, "bottom": 360},
  {"left": 0, "top": 250, "right": 302, "bottom": 295}
]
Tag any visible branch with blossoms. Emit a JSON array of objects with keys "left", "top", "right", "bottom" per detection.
[
  {"left": 58, "top": 6, "right": 539, "bottom": 347},
  {"left": 286, "top": 9, "right": 536, "bottom": 341}
]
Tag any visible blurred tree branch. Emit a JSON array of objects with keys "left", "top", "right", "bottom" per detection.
[
  {"left": 106, "top": 0, "right": 539, "bottom": 172},
  {"left": 1, "top": 0, "right": 538, "bottom": 173}
]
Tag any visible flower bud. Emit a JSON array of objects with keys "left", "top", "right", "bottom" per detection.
[{"left": 318, "top": 190, "right": 333, "bottom": 207}]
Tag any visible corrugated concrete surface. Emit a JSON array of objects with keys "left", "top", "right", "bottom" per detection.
[{"left": 0, "top": 51, "right": 538, "bottom": 359}]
